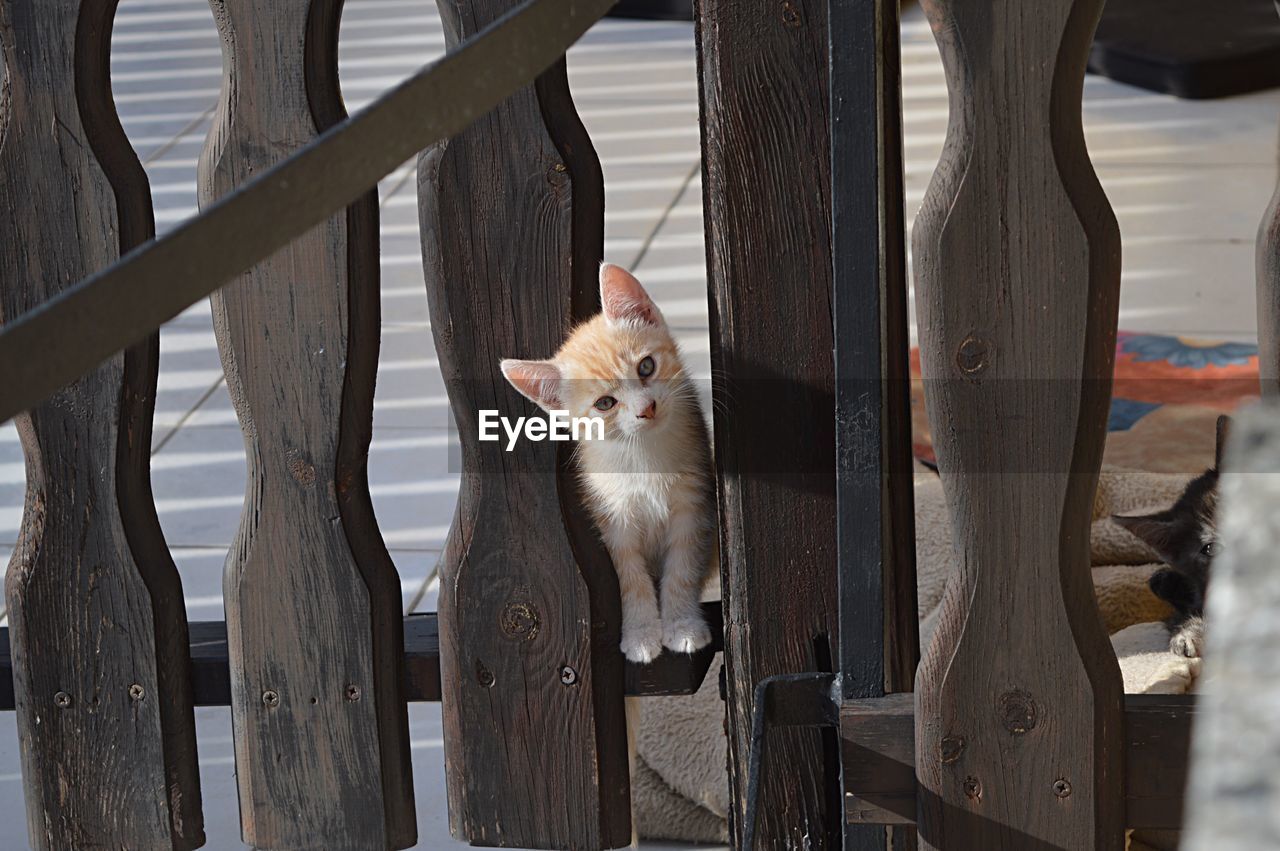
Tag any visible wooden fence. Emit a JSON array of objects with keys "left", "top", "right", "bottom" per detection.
[{"left": 0, "top": 0, "right": 1273, "bottom": 848}]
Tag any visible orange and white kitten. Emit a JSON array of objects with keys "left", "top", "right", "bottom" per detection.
[{"left": 501, "top": 263, "right": 715, "bottom": 663}]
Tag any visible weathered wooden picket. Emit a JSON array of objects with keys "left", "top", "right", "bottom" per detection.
[{"left": 0, "top": 0, "right": 1272, "bottom": 848}]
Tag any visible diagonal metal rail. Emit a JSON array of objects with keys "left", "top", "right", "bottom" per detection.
[{"left": 0, "top": 0, "right": 616, "bottom": 424}]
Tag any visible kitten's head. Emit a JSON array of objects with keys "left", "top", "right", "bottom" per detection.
[
  {"left": 1113, "top": 415, "right": 1230, "bottom": 618},
  {"left": 500, "top": 264, "right": 687, "bottom": 440}
]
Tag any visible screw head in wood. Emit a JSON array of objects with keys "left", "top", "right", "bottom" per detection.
[
  {"left": 53, "top": 691, "right": 72, "bottom": 709},
  {"left": 1053, "top": 779, "right": 1072, "bottom": 798},
  {"left": 129, "top": 684, "right": 145, "bottom": 701},
  {"left": 262, "top": 690, "right": 280, "bottom": 707},
  {"left": 345, "top": 684, "right": 362, "bottom": 702},
  {"left": 560, "top": 666, "right": 578, "bottom": 686},
  {"left": 963, "top": 776, "right": 981, "bottom": 801}
]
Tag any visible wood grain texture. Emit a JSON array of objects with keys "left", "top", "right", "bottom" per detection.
[
  {"left": 1125, "top": 694, "right": 1196, "bottom": 831},
  {"left": 419, "top": 1, "right": 630, "bottom": 847},
  {"left": 0, "top": 1, "right": 203, "bottom": 848},
  {"left": 1258, "top": 121, "right": 1280, "bottom": 397},
  {"left": 197, "top": 1, "right": 413, "bottom": 847},
  {"left": 695, "top": 0, "right": 841, "bottom": 847},
  {"left": 842, "top": 695, "right": 917, "bottom": 827},
  {"left": 838, "top": 694, "right": 1195, "bottom": 831},
  {"left": 1183, "top": 406, "right": 1280, "bottom": 849},
  {"left": 911, "top": 0, "right": 1124, "bottom": 848}
]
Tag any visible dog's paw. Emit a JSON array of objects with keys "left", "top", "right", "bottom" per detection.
[
  {"left": 621, "top": 618, "right": 664, "bottom": 664},
  {"left": 1169, "top": 618, "right": 1205, "bottom": 658},
  {"left": 662, "top": 616, "right": 712, "bottom": 654}
]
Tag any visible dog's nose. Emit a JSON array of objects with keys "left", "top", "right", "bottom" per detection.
[{"left": 637, "top": 400, "right": 656, "bottom": 419}]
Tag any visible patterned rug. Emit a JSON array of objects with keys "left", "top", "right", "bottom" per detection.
[{"left": 910, "top": 332, "right": 1261, "bottom": 474}]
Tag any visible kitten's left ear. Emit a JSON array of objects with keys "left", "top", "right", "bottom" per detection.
[
  {"left": 1114, "top": 511, "right": 1177, "bottom": 560},
  {"left": 600, "top": 263, "right": 663, "bottom": 327},
  {"left": 500, "top": 359, "right": 562, "bottom": 411}
]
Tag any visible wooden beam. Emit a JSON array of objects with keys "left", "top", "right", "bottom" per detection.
[
  {"left": 0, "top": 1, "right": 202, "bottom": 847},
  {"left": 841, "top": 694, "right": 1196, "bottom": 831},
  {"left": 695, "top": 0, "right": 843, "bottom": 846},
  {"left": 0, "top": 602, "right": 724, "bottom": 710},
  {"left": 911, "top": 0, "right": 1124, "bottom": 846},
  {"left": 197, "top": 2, "right": 413, "bottom": 846},
  {"left": 0, "top": 0, "right": 616, "bottom": 425},
  {"left": 420, "top": 1, "right": 630, "bottom": 845}
]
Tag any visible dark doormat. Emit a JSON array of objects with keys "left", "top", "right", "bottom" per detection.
[{"left": 1089, "top": 0, "right": 1280, "bottom": 99}]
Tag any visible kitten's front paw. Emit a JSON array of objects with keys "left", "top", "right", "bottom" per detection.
[
  {"left": 621, "top": 619, "right": 664, "bottom": 664},
  {"left": 1169, "top": 618, "right": 1205, "bottom": 658},
  {"left": 663, "top": 616, "right": 712, "bottom": 654}
]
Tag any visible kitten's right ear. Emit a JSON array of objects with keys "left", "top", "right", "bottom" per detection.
[
  {"left": 1114, "top": 511, "right": 1177, "bottom": 559},
  {"left": 500, "top": 359, "right": 562, "bottom": 411},
  {"left": 600, "top": 263, "right": 663, "bottom": 327}
]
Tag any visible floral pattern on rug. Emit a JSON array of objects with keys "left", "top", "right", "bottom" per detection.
[{"left": 910, "top": 332, "right": 1260, "bottom": 465}]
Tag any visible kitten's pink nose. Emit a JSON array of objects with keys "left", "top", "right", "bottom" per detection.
[{"left": 637, "top": 400, "right": 656, "bottom": 420}]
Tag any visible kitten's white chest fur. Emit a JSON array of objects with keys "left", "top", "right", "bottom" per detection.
[{"left": 578, "top": 408, "right": 715, "bottom": 662}]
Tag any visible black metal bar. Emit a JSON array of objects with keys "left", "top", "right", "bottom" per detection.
[
  {"left": 0, "top": 0, "right": 617, "bottom": 424},
  {"left": 831, "top": 0, "right": 884, "bottom": 694},
  {"left": 829, "top": 0, "right": 916, "bottom": 703},
  {"left": 0, "top": 601, "right": 722, "bottom": 709},
  {"left": 831, "top": 0, "right": 917, "bottom": 847}
]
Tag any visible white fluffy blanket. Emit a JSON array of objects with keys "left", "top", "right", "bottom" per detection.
[{"left": 634, "top": 466, "right": 1199, "bottom": 845}]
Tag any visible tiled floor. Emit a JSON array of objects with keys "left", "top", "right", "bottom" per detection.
[{"left": 0, "top": 0, "right": 1278, "bottom": 848}]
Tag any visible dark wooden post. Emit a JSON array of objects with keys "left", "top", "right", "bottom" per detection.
[
  {"left": 1257, "top": 123, "right": 1280, "bottom": 397},
  {"left": 911, "top": 0, "right": 1124, "bottom": 848},
  {"left": 418, "top": 1, "right": 630, "bottom": 848},
  {"left": 0, "top": 1, "right": 203, "bottom": 848},
  {"left": 696, "top": 0, "right": 842, "bottom": 847},
  {"left": 198, "top": 1, "right": 415, "bottom": 847},
  {"left": 830, "top": 0, "right": 919, "bottom": 847}
]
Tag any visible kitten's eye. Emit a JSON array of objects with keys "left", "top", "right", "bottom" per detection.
[
  {"left": 637, "top": 356, "right": 655, "bottom": 378},
  {"left": 594, "top": 396, "right": 617, "bottom": 412},
  {"left": 1202, "top": 541, "right": 1219, "bottom": 557}
]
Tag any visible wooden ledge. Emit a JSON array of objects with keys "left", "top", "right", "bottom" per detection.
[
  {"left": 842, "top": 692, "right": 1197, "bottom": 830},
  {"left": 0, "top": 601, "right": 725, "bottom": 709}
]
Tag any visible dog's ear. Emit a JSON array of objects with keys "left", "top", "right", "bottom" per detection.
[
  {"left": 1114, "top": 511, "right": 1178, "bottom": 562},
  {"left": 1149, "top": 567, "right": 1197, "bottom": 613},
  {"left": 1215, "top": 414, "right": 1232, "bottom": 471}
]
